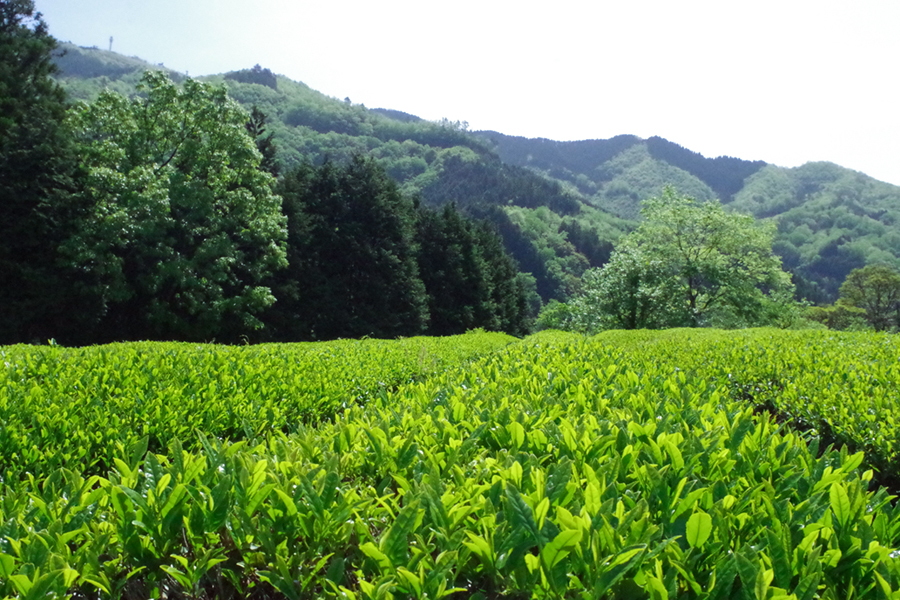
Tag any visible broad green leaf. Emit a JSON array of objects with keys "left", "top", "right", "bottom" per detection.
[
  {"left": 505, "top": 485, "right": 542, "bottom": 543},
  {"left": 0, "top": 553, "right": 16, "bottom": 577},
  {"left": 540, "top": 528, "right": 582, "bottom": 569},
  {"left": 686, "top": 511, "right": 712, "bottom": 548},
  {"left": 755, "top": 568, "right": 773, "bottom": 600},
  {"left": 840, "top": 451, "right": 864, "bottom": 474},
  {"left": 534, "top": 497, "right": 550, "bottom": 531},
  {"left": 159, "top": 483, "right": 187, "bottom": 519},
  {"left": 829, "top": 483, "right": 851, "bottom": 527},
  {"left": 274, "top": 488, "right": 298, "bottom": 516},
  {"left": 765, "top": 529, "right": 792, "bottom": 589},
  {"left": 595, "top": 545, "right": 646, "bottom": 598},
  {"left": 360, "top": 542, "right": 391, "bottom": 572},
  {"left": 396, "top": 567, "right": 422, "bottom": 597},
  {"left": 509, "top": 422, "right": 525, "bottom": 449},
  {"left": 646, "top": 575, "right": 669, "bottom": 600},
  {"left": 585, "top": 480, "right": 602, "bottom": 515},
  {"left": 793, "top": 571, "right": 821, "bottom": 600},
  {"left": 875, "top": 572, "right": 894, "bottom": 599},
  {"left": 382, "top": 500, "right": 419, "bottom": 567}
]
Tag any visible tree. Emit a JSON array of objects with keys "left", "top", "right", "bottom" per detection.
[
  {"left": 838, "top": 264, "right": 900, "bottom": 331},
  {"left": 806, "top": 303, "right": 869, "bottom": 331},
  {"left": 472, "top": 221, "right": 533, "bottom": 336},
  {"left": 67, "top": 71, "right": 287, "bottom": 342},
  {"left": 567, "top": 188, "right": 794, "bottom": 331},
  {"left": 415, "top": 204, "right": 493, "bottom": 336},
  {"left": 245, "top": 105, "right": 279, "bottom": 177},
  {"left": 0, "top": 0, "right": 89, "bottom": 343},
  {"left": 568, "top": 247, "right": 671, "bottom": 332},
  {"left": 263, "top": 156, "right": 428, "bottom": 340}
]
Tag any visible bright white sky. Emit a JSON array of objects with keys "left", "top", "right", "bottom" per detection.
[{"left": 36, "top": 0, "right": 900, "bottom": 186}]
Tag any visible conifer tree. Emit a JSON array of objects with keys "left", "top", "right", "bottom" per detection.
[
  {"left": 415, "top": 204, "right": 492, "bottom": 335},
  {"left": 266, "top": 156, "right": 428, "bottom": 340},
  {"left": 0, "top": 0, "right": 90, "bottom": 343}
]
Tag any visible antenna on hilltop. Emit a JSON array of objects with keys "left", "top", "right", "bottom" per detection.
[{"left": 109, "top": 36, "right": 113, "bottom": 51}]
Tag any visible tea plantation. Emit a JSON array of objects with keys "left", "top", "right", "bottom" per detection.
[{"left": 1, "top": 329, "right": 899, "bottom": 599}]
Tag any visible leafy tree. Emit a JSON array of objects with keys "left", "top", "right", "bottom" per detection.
[
  {"left": 838, "top": 264, "right": 900, "bottom": 331},
  {"left": 535, "top": 299, "right": 575, "bottom": 331},
  {"left": 566, "top": 188, "right": 794, "bottom": 331},
  {"left": 0, "top": 0, "right": 90, "bottom": 343},
  {"left": 567, "top": 248, "right": 669, "bottom": 332},
  {"left": 224, "top": 64, "right": 277, "bottom": 90},
  {"left": 806, "top": 303, "right": 869, "bottom": 331},
  {"left": 263, "top": 156, "right": 428, "bottom": 340},
  {"left": 67, "top": 70, "right": 287, "bottom": 342}
]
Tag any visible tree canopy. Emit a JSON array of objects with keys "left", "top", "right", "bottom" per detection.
[
  {"left": 263, "top": 156, "right": 427, "bottom": 340},
  {"left": 263, "top": 157, "right": 532, "bottom": 340},
  {"left": 67, "top": 71, "right": 287, "bottom": 341},
  {"left": 838, "top": 264, "right": 900, "bottom": 332},
  {"left": 563, "top": 188, "right": 794, "bottom": 332},
  {"left": 0, "top": 0, "right": 90, "bottom": 344}
]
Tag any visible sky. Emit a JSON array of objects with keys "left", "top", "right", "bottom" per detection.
[{"left": 35, "top": 0, "right": 900, "bottom": 186}]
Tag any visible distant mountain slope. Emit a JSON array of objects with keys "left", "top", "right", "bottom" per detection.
[
  {"left": 734, "top": 162, "right": 900, "bottom": 300},
  {"left": 475, "top": 130, "right": 900, "bottom": 301},
  {"left": 53, "top": 43, "right": 900, "bottom": 304},
  {"left": 475, "top": 131, "right": 766, "bottom": 215}
]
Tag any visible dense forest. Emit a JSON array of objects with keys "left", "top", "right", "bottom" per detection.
[{"left": 51, "top": 44, "right": 633, "bottom": 307}]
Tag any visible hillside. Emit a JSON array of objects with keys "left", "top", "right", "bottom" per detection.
[
  {"left": 476, "top": 132, "right": 900, "bottom": 301},
  {"left": 53, "top": 43, "right": 900, "bottom": 303}
]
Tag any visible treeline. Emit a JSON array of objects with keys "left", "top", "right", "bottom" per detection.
[
  {"left": 262, "top": 156, "right": 532, "bottom": 342},
  {"left": 0, "top": 4, "right": 529, "bottom": 345}
]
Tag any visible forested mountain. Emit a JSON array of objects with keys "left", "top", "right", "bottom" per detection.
[
  {"left": 53, "top": 43, "right": 900, "bottom": 304},
  {"left": 479, "top": 131, "right": 900, "bottom": 301}
]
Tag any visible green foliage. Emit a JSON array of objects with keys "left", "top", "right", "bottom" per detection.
[
  {"left": 644, "top": 137, "right": 767, "bottom": 200},
  {"left": 266, "top": 161, "right": 530, "bottom": 340},
  {"left": 246, "top": 104, "right": 279, "bottom": 176},
  {"left": 838, "top": 264, "right": 900, "bottom": 331},
  {"left": 52, "top": 42, "right": 185, "bottom": 101},
  {"left": 52, "top": 45, "right": 900, "bottom": 311},
  {"left": 734, "top": 163, "right": 900, "bottom": 300},
  {"left": 66, "top": 71, "right": 287, "bottom": 342},
  {"left": 263, "top": 156, "right": 427, "bottom": 340},
  {"left": 2, "top": 329, "right": 900, "bottom": 598},
  {"left": 415, "top": 204, "right": 495, "bottom": 336},
  {"left": 471, "top": 220, "right": 534, "bottom": 337},
  {"left": 0, "top": 2, "right": 89, "bottom": 344},
  {"left": 592, "top": 145, "right": 719, "bottom": 220},
  {"left": 806, "top": 303, "right": 869, "bottom": 331},
  {"left": 51, "top": 46, "right": 632, "bottom": 308},
  {"left": 567, "top": 189, "right": 796, "bottom": 331},
  {"left": 535, "top": 299, "right": 576, "bottom": 331},
  {"left": 0, "top": 331, "right": 514, "bottom": 482},
  {"left": 224, "top": 64, "right": 277, "bottom": 90},
  {"left": 569, "top": 251, "right": 669, "bottom": 332}
]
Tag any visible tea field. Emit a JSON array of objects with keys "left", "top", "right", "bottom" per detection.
[{"left": 1, "top": 329, "right": 899, "bottom": 599}]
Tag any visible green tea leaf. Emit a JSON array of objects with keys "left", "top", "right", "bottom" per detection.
[
  {"left": 686, "top": 511, "right": 712, "bottom": 548},
  {"left": 829, "top": 483, "right": 851, "bottom": 528},
  {"left": 540, "top": 528, "right": 582, "bottom": 569}
]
